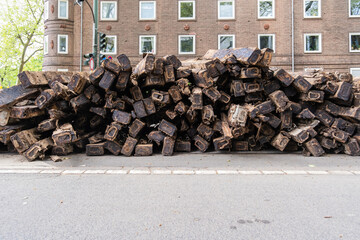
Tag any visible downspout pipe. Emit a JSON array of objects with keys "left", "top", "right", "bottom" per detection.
[
  {"left": 291, "top": 0, "right": 295, "bottom": 72},
  {"left": 80, "top": 2, "right": 83, "bottom": 71}
]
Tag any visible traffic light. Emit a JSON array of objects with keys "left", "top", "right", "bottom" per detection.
[
  {"left": 83, "top": 53, "right": 94, "bottom": 66},
  {"left": 99, "top": 53, "right": 106, "bottom": 65},
  {"left": 99, "top": 32, "right": 107, "bottom": 52}
]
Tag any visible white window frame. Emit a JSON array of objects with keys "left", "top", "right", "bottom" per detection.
[
  {"left": 139, "top": 35, "right": 157, "bottom": 55},
  {"left": 350, "top": 68, "right": 360, "bottom": 77},
  {"left": 349, "top": 0, "right": 360, "bottom": 17},
  {"left": 139, "top": 1, "right": 156, "bottom": 20},
  {"left": 178, "top": 35, "right": 196, "bottom": 55},
  {"left": 258, "top": 0, "right": 275, "bottom": 19},
  {"left": 349, "top": 33, "right": 360, "bottom": 52},
  {"left": 44, "top": 35, "right": 48, "bottom": 55},
  {"left": 178, "top": 0, "right": 196, "bottom": 20},
  {"left": 57, "top": 69, "right": 69, "bottom": 72},
  {"left": 57, "top": 34, "right": 68, "bottom": 54},
  {"left": 258, "top": 34, "right": 276, "bottom": 52},
  {"left": 58, "top": 0, "right": 69, "bottom": 19},
  {"left": 304, "top": 33, "right": 322, "bottom": 53},
  {"left": 44, "top": 1, "right": 49, "bottom": 20},
  {"left": 303, "top": 0, "right": 321, "bottom": 18},
  {"left": 100, "top": 35, "right": 117, "bottom": 55},
  {"left": 218, "top": 34, "right": 235, "bottom": 50},
  {"left": 100, "top": 1, "right": 118, "bottom": 21},
  {"left": 218, "top": 0, "right": 235, "bottom": 20}
]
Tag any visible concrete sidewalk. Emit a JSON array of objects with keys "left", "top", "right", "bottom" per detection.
[{"left": 0, "top": 152, "right": 359, "bottom": 174}]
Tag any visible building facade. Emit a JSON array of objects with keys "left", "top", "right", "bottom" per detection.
[{"left": 43, "top": 0, "right": 360, "bottom": 76}]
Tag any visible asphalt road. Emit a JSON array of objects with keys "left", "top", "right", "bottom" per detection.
[{"left": 1, "top": 174, "right": 360, "bottom": 240}]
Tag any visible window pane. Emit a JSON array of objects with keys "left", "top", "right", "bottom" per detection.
[
  {"left": 59, "top": 37, "right": 67, "bottom": 52},
  {"left": 141, "top": 2, "right": 155, "bottom": 19},
  {"left": 180, "top": 2, "right": 194, "bottom": 18},
  {"left": 180, "top": 37, "right": 194, "bottom": 53},
  {"left": 306, "top": 35, "right": 319, "bottom": 51},
  {"left": 259, "top": 1, "right": 273, "bottom": 17},
  {"left": 351, "top": 69, "right": 360, "bottom": 77},
  {"left": 305, "top": 1, "right": 319, "bottom": 17},
  {"left": 351, "top": 35, "right": 360, "bottom": 51},
  {"left": 141, "top": 37, "right": 155, "bottom": 53},
  {"left": 59, "top": 1, "right": 67, "bottom": 18},
  {"left": 351, "top": 0, "right": 360, "bottom": 16},
  {"left": 260, "top": 36, "right": 273, "bottom": 50},
  {"left": 219, "top": 1, "right": 233, "bottom": 18},
  {"left": 102, "top": 3, "right": 115, "bottom": 19},
  {"left": 220, "top": 36, "right": 234, "bottom": 49},
  {"left": 104, "top": 37, "right": 115, "bottom": 53}
]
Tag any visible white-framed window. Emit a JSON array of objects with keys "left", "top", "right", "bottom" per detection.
[
  {"left": 304, "top": 0, "right": 321, "bottom": 18},
  {"left": 58, "top": 0, "right": 68, "bottom": 19},
  {"left": 100, "top": 1, "right": 117, "bottom": 21},
  {"left": 57, "top": 69, "right": 69, "bottom": 72},
  {"left": 139, "top": 35, "right": 156, "bottom": 54},
  {"left": 179, "top": 0, "right": 196, "bottom": 20},
  {"left": 44, "top": 36, "right": 48, "bottom": 55},
  {"left": 350, "top": 68, "right": 360, "bottom": 77},
  {"left": 57, "top": 35, "right": 68, "bottom": 54},
  {"left": 258, "top": 0, "right": 275, "bottom": 19},
  {"left": 350, "top": 33, "right": 360, "bottom": 52},
  {"left": 139, "top": 1, "right": 156, "bottom": 20},
  {"left": 218, "top": 34, "right": 235, "bottom": 49},
  {"left": 304, "top": 33, "right": 322, "bottom": 53},
  {"left": 218, "top": 0, "right": 235, "bottom": 20},
  {"left": 179, "top": 35, "right": 195, "bottom": 54},
  {"left": 258, "top": 34, "right": 275, "bottom": 52},
  {"left": 349, "top": 0, "right": 360, "bottom": 17},
  {"left": 44, "top": 1, "right": 49, "bottom": 20},
  {"left": 100, "top": 35, "right": 117, "bottom": 55}
]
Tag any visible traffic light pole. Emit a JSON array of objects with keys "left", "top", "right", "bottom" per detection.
[{"left": 93, "top": 0, "right": 98, "bottom": 68}]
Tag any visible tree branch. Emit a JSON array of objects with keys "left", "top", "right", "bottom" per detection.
[{"left": 24, "top": 48, "right": 43, "bottom": 65}]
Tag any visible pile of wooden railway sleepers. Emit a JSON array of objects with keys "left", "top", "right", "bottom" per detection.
[{"left": 0, "top": 47, "right": 360, "bottom": 161}]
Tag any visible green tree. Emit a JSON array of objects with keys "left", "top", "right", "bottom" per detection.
[{"left": 0, "top": 0, "right": 44, "bottom": 87}]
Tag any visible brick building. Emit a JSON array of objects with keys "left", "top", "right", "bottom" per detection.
[{"left": 43, "top": 0, "right": 360, "bottom": 76}]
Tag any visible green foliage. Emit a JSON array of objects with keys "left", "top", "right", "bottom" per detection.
[
  {"left": 180, "top": 2, "right": 194, "bottom": 18},
  {"left": 0, "top": 0, "right": 44, "bottom": 87}
]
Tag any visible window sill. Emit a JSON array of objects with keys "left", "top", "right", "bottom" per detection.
[
  {"left": 257, "top": 18, "right": 276, "bottom": 21},
  {"left": 303, "top": 17, "right": 322, "bottom": 20},
  {"left": 138, "top": 19, "right": 157, "bottom": 22},
  {"left": 217, "top": 19, "right": 236, "bottom": 22},
  {"left": 178, "top": 19, "right": 197, "bottom": 22},
  {"left": 100, "top": 19, "right": 118, "bottom": 22},
  {"left": 304, "top": 52, "right": 322, "bottom": 54}
]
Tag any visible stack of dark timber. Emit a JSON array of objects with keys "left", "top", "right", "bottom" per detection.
[{"left": 1, "top": 47, "right": 360, "bottom": 161}]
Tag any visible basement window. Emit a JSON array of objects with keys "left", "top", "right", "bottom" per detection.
[
  {"left": 58, "top": 0, "right": 68, "bottom": 19},
  {"left": 258, "top": 0, "right": 275, "bottom": 19},
  {"left": 218, "top": 0, "right": 235, "bottom": 20},
  {"left": 58, "top": 35, "right": 68, "bottom": 54},
  {"left": 100, "top": 1, "right": 117, "bottom": 21},
  {"left": 350, "top": 33, "right": 360, "bottom": 52},
  {"left": 100, "top": 36, "right": 117, "bottom": 55},
  {"left": 139, "top": 1, "right": 156, "bottom": 20},
  {"left": 258, "top": 34, "right": 275, "bottom": 52},
  {"left": 218, "top": 35, "right": 235, "bottom": 49},
  {"left": 139, "top": 35, "right": 156, "bottom": 54},
  {"left": 350, "top": 68, "right": 360, "bottom": 77},
  {"left": 304, "top": 33, "right": 322, "bottom": 53},
  {"left": 44, "top": 36, "right": 48, "bottom": 55},
  {"left": 179, "top": 1, "right": 195, "bottom": 20},
  {"left": 350, "top": 0, "right": 360, "bottom": 17},
  {"left": 304, "top": 0, "right": 321, "bottom": 18},
  {"left": 179, "top": 35, "right": 195, "bottom": 54}
]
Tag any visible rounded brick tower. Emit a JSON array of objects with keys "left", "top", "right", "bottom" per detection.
[{"left": 43, "top": 0, "right": 75, "bottom": 71}]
